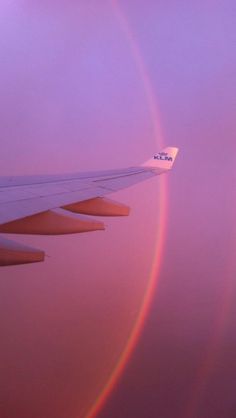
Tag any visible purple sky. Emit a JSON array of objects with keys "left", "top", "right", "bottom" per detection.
[{"left": 0, "top": 1, "right": 236, "bottom": 418}]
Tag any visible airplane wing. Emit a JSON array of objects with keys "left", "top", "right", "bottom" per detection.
[{"left": 0, "top": 147, "right": 178, "bottom": 266}]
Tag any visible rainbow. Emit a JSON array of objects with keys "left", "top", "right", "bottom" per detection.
[{"left": 85, "top": 2, "right": 168, "bottom": 417}]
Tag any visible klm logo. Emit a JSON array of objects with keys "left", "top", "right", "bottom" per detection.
[{"left": 154, "top": 152, "right": 173, "bottom": 162}]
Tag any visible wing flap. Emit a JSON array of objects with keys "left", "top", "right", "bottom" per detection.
[
  {"left": 0, "top": 149, "right": 178, "bottom": 227},
  {"left": 0, "top": 169, "right": 156, "bottom": 225}
]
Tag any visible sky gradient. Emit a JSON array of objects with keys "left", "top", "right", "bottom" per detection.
[{"left": 0, "top": 1, "right": 236, "bottom": 418}]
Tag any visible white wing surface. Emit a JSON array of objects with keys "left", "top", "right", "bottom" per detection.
[{"left": 0, "top": 147, "right": 178, "bottom": 265}]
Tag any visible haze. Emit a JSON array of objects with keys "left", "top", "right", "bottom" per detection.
[{"left": 0, "top": 1, "right": 235, "bottom": 418}]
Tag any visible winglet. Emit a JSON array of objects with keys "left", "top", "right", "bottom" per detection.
[{"left": 142, "top": 147, "right": 179, "bottom": 170}]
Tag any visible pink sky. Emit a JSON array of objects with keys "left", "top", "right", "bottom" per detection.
[{"left": 0, "top": 1, "right": 236, "bottom": 418}]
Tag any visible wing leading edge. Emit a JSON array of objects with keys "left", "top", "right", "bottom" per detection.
[{"left": 0, "top": 147, "right": 178, "bottom": 266}]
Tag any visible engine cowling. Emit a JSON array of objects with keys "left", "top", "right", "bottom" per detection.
[
  {"left": 0, "top": 236, "right": 44, "bottom": 266},
  {"left": 63, "top": 197, "right": 130, "bottom": 217},
  {"left": 0, "top": 210, "right": 105, "bottom": 235}
]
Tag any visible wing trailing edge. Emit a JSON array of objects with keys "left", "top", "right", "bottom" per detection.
[{"left": 0, "top": 146, "right": 179, "bottom": 266}]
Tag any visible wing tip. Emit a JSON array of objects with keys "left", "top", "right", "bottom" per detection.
[{"left": 142, "top": 146, "right": 179, "bottom": 170}]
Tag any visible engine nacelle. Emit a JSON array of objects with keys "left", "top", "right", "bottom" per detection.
[
  {"left": 0, "top": 210, "right": 105, "bottom": 235},
  {"left": 0, "top": 236, "right": 44, "bottom": 266},
  {"left": 63, "top": 197, "right": 130, "bottom": 217}
]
